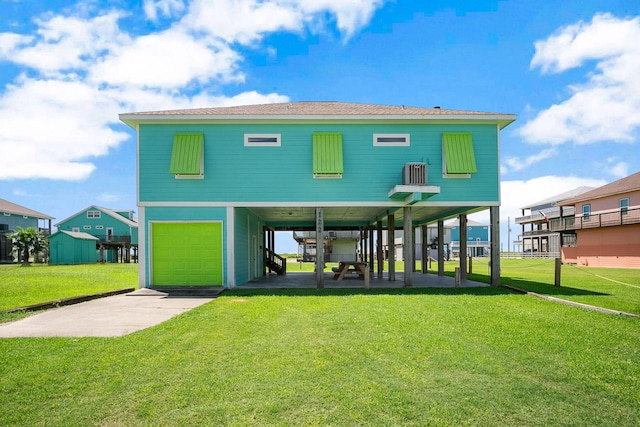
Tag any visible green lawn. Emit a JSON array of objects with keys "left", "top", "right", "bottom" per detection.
[
  {"left": 1, "top": 287, "right": 638, "bottom": 426},
  {"left": 0, "top": 261, "right": 639, "bottom": 425},
  {"left": 290, "top": 258, "right": 640, "bottom": 315},
  {"left": 0, "top": 263, "right": 137, "bottom": 310}
]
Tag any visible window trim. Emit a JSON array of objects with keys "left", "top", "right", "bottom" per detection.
[
  {"left": 620, "top": 198, "right": 629, "bottom": 216},
  {"left": 170, "top": 133, "right": 204, "bottom": 179},
  {"left": 87, "top": 210, "right": 101, "bottom": 219},
  {"left": 95, "top": 225, "right": 104, "bottom": 230},
  {"left": 442, "top": 132, "right": 477, "bottom": 178},
  {"left": 3, "top": 212, "right": 10, "bottom": 217},
  {"left": 83, "top": 225, "right": 91, "bottom": 230},
  {"left": 582, "top": 204, "right": 591, "bottom": 222},
  {"left": 244, "top": 134, "right": 281, "bottom": 147},
  {"left": 373, "top": 134, "right": 410, "bottom": 147}
]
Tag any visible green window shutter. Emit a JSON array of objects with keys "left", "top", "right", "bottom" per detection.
[
  {"left": 443, "top": 133, "right": 477, "bottom": 174},
  {"left": 170, "top": 133, "right": 204, "bottom": 175},
  {"left": 313, "top": 133, "right": 343, "bottom": 177}
]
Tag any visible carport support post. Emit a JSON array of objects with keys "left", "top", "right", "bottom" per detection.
[
  {"left": 403, "top": 207, "right": 413, "bottom": 287},
  {"left": 459, "top": 214, "right": 468, "bottom": 280},
  {"left": 421, "top": 225, "right": 428, "bottom": 274},
  {"left": 438, "top": 220, "right": 445, "bottom": 276},
  {"left": 315, "top": 208, "right": 324, "bottom": 288},
  {"left": 388, "top": 214, "right": 395, "bottom": 281},
  {"left": 376, "top": 220, "right": 384, "bottom": 278},
  {"left": 369, "top": 227, "right": 375, "bottom": 273},
  {"left": 490, "top": 206, "right": 501, "bottom": 287}
]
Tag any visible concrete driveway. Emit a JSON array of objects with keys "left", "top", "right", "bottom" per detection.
[{"left": 0, "top": 289, "right": 217, "bottom": 338}]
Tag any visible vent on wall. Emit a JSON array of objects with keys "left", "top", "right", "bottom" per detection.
[{"left": 403, "top": 163, "right": 427, "bottom": 185}]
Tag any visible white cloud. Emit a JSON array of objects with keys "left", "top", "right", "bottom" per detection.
[
  {"left": 610, "top": 162, "right": 629, "bottom": 178},
  {"left": 97, "top": 193, "right": 120, "bottom": 203},
  {"left": 502, "top": 148, "right": 557, "bottom": 173},
  {"left": 520, "top": 13, "right": 640, "bottom": 145},
  {"left": 0, "top": 0, "right": 386, "bottom": 181},
  {"left": 143, "top": 0, "right": 186, "bottom": 21},
  {"left": 89, "top": 28, "right": 243, "bottom": 89}
]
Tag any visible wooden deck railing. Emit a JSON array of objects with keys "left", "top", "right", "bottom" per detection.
[{"left": 549, "top": 207, "right": 640, "bottom": 232}]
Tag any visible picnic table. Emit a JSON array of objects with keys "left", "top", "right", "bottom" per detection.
[{"left": 332, "top": 261, "right": 370, "bottom": 288}]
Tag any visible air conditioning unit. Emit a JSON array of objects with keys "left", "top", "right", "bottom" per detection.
[
  {"left": 327, "top": 231, "right": 337, "bottom": 239},
  {"left": 403, "top": 163, "right": 427, "bottom": 185}
]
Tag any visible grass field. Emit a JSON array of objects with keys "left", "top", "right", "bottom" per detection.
[{"left": 0, "top": 260, "right": 638, "bottom": 425}]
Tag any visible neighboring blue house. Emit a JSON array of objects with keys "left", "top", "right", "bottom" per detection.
[
  {"left": 54, "top": 206, "right": 138, "bottom": 263},
  {"left": 120, "top": 102, "right": 515, "bottom": 288},
  {"left": 0, "top": 198, "right": 54, "bottom": 263},
  {"left": 449, "top": 218, "right": 489, "bottom": 258}
]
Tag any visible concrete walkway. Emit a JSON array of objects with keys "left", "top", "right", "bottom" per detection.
[{"left": 0, "top": 289, "right": 217, "bottom": 338}]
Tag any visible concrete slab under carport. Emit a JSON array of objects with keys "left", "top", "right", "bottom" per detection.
[{"left": 239, "top": 271, "right": 489, "bottom": 289}]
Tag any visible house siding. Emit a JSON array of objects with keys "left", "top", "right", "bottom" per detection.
[
  {"left": 562, "top": 224, "right": 640, "bottom": 268},
  {"left": 138, "top": 123, "right": 499, "bottom": 204},
  {"left": 234, "top": 207, "right": 266, "bottom": 285}
]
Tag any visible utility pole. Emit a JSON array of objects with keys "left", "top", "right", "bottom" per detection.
[{"left": 507, "top": 216, "right": 511, "bottom": 255}]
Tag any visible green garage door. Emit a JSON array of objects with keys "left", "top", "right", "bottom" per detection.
[{"left": 152, "top": 222, "right": 223, "bottom": 286}]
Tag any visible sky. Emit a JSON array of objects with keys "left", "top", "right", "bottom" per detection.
[{"left": 1, "top": 0, "right": 639, "bottom": 254}]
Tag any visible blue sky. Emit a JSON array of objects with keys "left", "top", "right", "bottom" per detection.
[{"left": 1, "top": 0, "right": 639, "bottom": 253}]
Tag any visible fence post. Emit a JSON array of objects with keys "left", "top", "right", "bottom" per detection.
[
  {"left": 554, "top": 258, "right": 561, "bottom": 287},
  {"left": 455, "top": 267, "right": 460, "bottom": 288},
  {"left": 468, "top": 256, "right": 472, "bottom": 274}
]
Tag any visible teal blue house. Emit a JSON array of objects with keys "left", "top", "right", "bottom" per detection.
[
  {"left": 0, "top": 198, "right": 54, "bottom": 263},
  {"left": 120, "top": 102, "right": 515, "bottom": 288},
  {"left": 450, "top": 218, "right": 490, "bottom": 258},
  {"left": 54, "top": 206, "right": 138, "bottom": 263},
  {"left": 49, "top": 231, "right": 99, "bottom": 264}
]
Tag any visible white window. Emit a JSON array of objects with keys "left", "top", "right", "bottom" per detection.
[
  {"left": 373, "top": 134, "right": 410, "bottom": 146},
  {"left": 620, "top": 198, "right": 629, "bottom": 216},
  {"left": 87, "top": 210, "right": 101, "bottom": 219},
  {"left": 96, "top": 225, "right": 104, "bottom": 230},
  {"left": 83, "top": 225, "right": 91, "bottom": 230},
  {"left": 244, "top": 134, "right": 281, "bottom": 147},
  {"left": 582, "top": 204, "right": 591, "bottom": 222},
  {"left": 72, "top": 227, "right": 80, "bottom": 232},
  {"left": 3, "top": 212, "right": 10, "bottom": 216}
]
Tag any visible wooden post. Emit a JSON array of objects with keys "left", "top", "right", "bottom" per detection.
[
  {"left": 388, "top": 214, "right": 395, "bottom": 281},
  {"left": 455, "top": 267, "right": 460, "bottom": 288},
  {"left": 421, "top": 225, "right": 428, "bottom": 274},
  {"left": 554, "top": 257, "right": 562, "bottom": 287},
  {"left": 376, "top": 220, "right": 384, "bottom": 278},
  {"left": 369, "top": 227, "right": 374, "bottom": 273},
  {"left": 315, "top": 208, "right": 324, "bottom": 288},
  {"left": 459, "top": 214, "right": 467, "bottom": 280},
  {"left": 468, "top": 256, "right": 472, "bottom": 274},
  {"left": 403, "top": 207, "right": 413, "bottom": 288},
  {"left": 490, "top": 206, "right": 501, "bottom": 287},
  {"left": 438, "top": 220, "right": 445, "bottom": 276}
]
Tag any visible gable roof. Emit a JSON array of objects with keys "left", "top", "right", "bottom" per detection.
[
  {"left": 120, "top": 101, "right": 516, "bottom": 130},
  {"left": 521, "top": 186, "right": 595, "bottom": 210},
  {"left": 52, "top": 230, "right": 99, "bottom": 240},
  {"left": 559, "top": 171, "right": 640, "bottom": 206},
  {"left": 55, "top": 206, "right": 138, "bottom": 228},
  {"left": 448, "top": 218, "right": 488, "bottom": 227},
  {"left": 0, "top": 197, "right": 54, "bottom": 220}
]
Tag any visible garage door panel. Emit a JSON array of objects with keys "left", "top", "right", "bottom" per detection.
[{"left": 152, "top": 222, "right": 223, "bottom": 286}]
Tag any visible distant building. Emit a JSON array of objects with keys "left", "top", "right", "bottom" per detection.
[
  {"left": 515, "top": 186, "right": 594, "bottom": 258},
  {"left": 0, "top": 198, "right": 54, "bottom": 263},
  {"left": 449, "top": 218, "right": 489, "bottom": 258},
  {"left": 52, "top": 205, "right": 138, "bottom": 264},
  {"left": 553, "top": 172, "right": 640, "bottom": 268}
]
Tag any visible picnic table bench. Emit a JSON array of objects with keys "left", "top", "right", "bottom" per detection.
[{"left": 332, "top": 261, "right": 370, "bottom": 288}]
